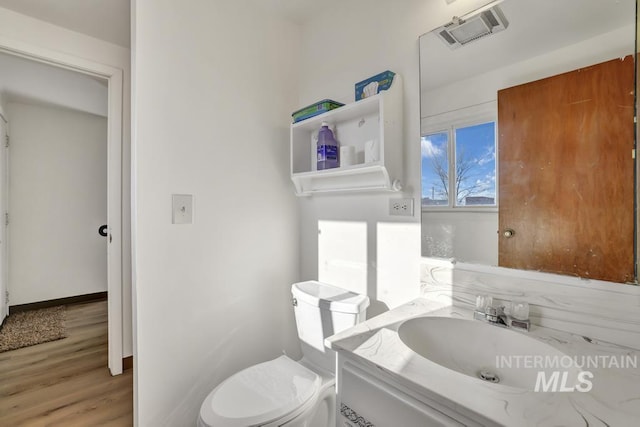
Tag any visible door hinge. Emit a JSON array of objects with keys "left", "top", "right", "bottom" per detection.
[
  {"left": 5, "top": 290, "right": 9, "bottom": 304},
  {"left": 4, "top": 212, "right": 8, "bottom": 226},
  {"left": 4, "top": 134, "right": 8, "bottom": 148}
]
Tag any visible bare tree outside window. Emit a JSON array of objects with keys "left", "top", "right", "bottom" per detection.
[{"left": 421, "top": 122, "right": 496, "bottom": 207}]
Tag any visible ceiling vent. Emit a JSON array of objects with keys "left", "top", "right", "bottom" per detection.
[{"left": 435, "top": 5, "right": 509, "bottom": 49}]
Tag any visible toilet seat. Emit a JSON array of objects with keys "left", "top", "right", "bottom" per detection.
[{"left": 199, "top": 355, "right": 322, "bottom": 427}]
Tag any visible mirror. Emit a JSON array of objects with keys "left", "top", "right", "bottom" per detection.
[{"left": 420, "top": 0, "right": 637, "bottom": 283}]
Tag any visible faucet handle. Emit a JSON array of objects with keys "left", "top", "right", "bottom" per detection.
[
  {"left": 475, "top": 295, "right": 493, "bottom": 312},
  {"left": 511, "top": 301, "right": 530, "bottom": 321}
]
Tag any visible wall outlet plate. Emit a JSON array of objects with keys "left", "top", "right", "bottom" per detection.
[
  {"left": 172, "top": 194, "right": 193, "bottom": 224},
  {"left": 389, "top": 198, "right": 414, "bottom": 216}
]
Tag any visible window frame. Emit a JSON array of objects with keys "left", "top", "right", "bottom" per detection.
[{"left": 421, "top": 101, "right": 498, "bottom": 212}]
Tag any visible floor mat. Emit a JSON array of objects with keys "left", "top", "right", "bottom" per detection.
[{"left": 0, "top": 306, "right": 67, "bottom": 352}]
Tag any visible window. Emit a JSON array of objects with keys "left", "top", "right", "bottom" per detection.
[{"left": 422, "top": 121, "right": 496, "bottom": 208}]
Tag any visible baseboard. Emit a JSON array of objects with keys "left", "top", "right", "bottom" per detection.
[
  {"left": 123, "top": 356, "right": 134, "bottom": 371},
  {"left": 9, "top": 292, "right": 108, "bottom": 314}
]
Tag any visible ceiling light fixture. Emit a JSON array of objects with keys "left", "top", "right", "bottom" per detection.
[{"left": 434, "top": 4, "right": 509, "bottom": 49}]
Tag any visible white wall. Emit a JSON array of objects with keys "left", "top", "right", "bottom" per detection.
[
  {"left": 0, "top": 6, "right": 133, "bottom": 356},
  {"left": 421, "top": 211, "right": 498, "bottom": 264},
  {"left": 8, "top": 102, "right": 107, "bottom": 304},
  {"left": 0, "top": 52, "right": 108, "bottom": 117},
  {"left": 421, "top": 25, "right": 635, "bottom": 118},
  {"left": 132, "top": 0, "right": 301, "bottom": 424},
  {"left": 298, "top": 0, "right": 638, "bottom": 313},
  {"left": 296, "top": 0, "right": 491, "bottom": 313}
]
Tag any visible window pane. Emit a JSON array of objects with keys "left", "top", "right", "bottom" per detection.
[
  {"left": 454, "top": 122, "right": 496, "bottom": 206},
  {"left": 421, "top": 132, "right": 449, "bottom": 207}
]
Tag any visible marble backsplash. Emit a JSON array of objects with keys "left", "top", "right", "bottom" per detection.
[{"left": 420, "top": 258, "right": 640, "bottom": 350}]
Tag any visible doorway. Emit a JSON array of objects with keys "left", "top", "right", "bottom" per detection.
[
  {"left": 0, "top": 42, "right": 123, "bottom": 374},
  {"left": 2, "top": 55, "right": 109, "bottom": 313}
]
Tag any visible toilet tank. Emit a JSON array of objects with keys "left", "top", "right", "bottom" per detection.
[{"left": 291, "top": 281, "right": 370, "bottom": 374}]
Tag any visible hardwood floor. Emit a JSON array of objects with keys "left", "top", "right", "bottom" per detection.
[{"left": 0, "top": 300, "right": 133, "bottom": 426}]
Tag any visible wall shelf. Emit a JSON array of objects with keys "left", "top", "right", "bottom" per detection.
[{"left": 290, "top": 75, "right": 403, "bottom": 196}]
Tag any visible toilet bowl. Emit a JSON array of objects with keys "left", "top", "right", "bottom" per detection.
[{"left": 198, "top": 281, "right": 369, "bottom": 427}]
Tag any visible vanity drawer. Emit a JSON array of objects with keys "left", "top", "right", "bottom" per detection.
[{"left": 339, "top": 362, "right": 466, "bottom": 427}]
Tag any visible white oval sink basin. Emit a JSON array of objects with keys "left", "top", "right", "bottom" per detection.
[{"left": 398, "top": 316, "right": 581, "bottom": 391}]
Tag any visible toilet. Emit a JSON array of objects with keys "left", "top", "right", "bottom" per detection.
[{"left": 198, "top": 280, "right": 370, "bottom": 427}]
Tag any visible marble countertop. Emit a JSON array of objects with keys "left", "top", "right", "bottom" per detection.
[{"left": 325, "top": 298, "right": 640, "bottom": 426}]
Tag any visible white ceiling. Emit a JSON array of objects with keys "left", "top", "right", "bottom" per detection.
[
  {"left": 0, "top": 0, "right": 130, "bottom": 48},
  {"left": 244, "top": 0, "right": 344, "bottom": 23},
  {"left": 420, "top": 0, "right": 636, "bottom": 91},
  {"left": 0, "top": 0, "right": 343, "bottom": 49}
]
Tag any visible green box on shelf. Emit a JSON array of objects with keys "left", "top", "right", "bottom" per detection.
[{"left": 292, "top": 99, "right": 344, "bottom": 123}]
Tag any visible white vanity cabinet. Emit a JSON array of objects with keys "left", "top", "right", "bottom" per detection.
[
  {"left": 290, "top": 75, "right": 403, "bottom": 196},
  {"left": 336, "top": 356, "right": 483, "bottom": 427}
]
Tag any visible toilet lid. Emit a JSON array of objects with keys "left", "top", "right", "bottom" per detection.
[{"left": 200, "top": 355, "right": 321, "bottom": 427}]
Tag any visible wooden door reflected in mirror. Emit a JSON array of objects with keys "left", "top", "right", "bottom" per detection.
[{"left": 498, "top": 57, "right": 635, "bottom": 283}]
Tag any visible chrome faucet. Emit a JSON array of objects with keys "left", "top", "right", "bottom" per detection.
[{"left": 473, "top": 295, "right": 530, "bottom": 332}]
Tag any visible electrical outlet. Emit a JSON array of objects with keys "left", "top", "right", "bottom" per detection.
[{"left": 389, "top": 198, "right": 414, "bottom": 216}]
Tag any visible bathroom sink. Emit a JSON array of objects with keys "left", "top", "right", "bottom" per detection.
[{"left": 398, "top": 316, "right": 580, "bottom": 391}]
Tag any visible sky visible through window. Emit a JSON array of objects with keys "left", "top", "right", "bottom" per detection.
[{"left": 422, "top": 122, "right": 496, "bottom": 207}]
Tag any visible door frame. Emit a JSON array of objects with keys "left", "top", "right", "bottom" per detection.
[
  {"left": 0, "top": 36, "right": 124, "bottom": 375},
  {"left": 0, "top": 114, "right": 7, "bottom": 324}
]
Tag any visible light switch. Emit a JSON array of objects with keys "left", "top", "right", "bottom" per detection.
[{"left": 172, "top": 194, "right": 193, "bottom": 224}]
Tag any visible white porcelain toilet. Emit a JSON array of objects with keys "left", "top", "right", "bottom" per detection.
[{"left": 198, "top": 281, "right": 369, "bottom": 427}]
